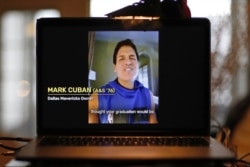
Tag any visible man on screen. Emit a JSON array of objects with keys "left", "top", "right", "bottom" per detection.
[{"left": 88, "top": 39, "right": 157, "bottom": 124}]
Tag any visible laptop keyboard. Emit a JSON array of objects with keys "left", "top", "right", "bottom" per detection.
[{"left": 39, "top": 136, "right": 209, "bottom": 146}]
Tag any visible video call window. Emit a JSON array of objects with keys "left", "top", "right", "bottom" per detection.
[{"left": 88, "top": 31, "right": 159, "bottom": 124}]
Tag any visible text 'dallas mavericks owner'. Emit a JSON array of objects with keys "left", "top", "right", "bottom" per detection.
[{"left": 47, "top": 86, "right": 115, "bottom": 101}]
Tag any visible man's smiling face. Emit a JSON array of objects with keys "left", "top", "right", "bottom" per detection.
[{"left": 114, "top": 45, "right": 139, "bottom": 83}]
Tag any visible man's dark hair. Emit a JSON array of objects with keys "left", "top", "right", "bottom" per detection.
[{"left": 113, "top": 39, "right": 139, "bottom": 64}]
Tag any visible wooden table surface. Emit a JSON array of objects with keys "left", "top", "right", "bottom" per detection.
[{"left": 0, "top": 138, "right": 30, "bottom": 166}]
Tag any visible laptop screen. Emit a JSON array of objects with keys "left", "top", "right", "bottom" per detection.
[{"left": 37, "top": 18, "right": 210, "bottom": 135}]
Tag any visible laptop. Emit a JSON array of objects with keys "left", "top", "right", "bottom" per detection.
[{"left": 15, "top": 17, "right": 235, "bottom": 164}]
